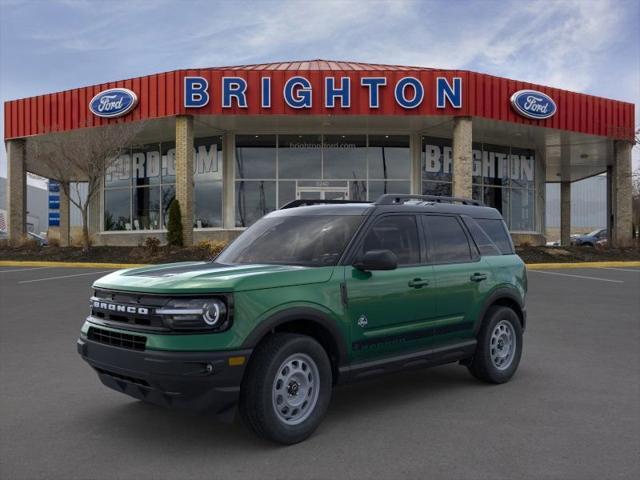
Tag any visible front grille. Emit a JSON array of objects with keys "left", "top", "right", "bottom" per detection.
[
  {"left": 90, "top": 290, "right": 169, "bottom": 331},
  {"left": 88, "top": 326, "right": 146, "bottom": 351}
]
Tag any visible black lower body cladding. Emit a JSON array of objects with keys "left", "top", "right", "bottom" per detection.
[{"left": 77, "top": 335, "right": 251, "bottom": 415}]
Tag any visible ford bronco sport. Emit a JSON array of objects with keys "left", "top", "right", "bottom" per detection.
[{"left": 78, "top": 194, "right": 527, "bottom": 444}]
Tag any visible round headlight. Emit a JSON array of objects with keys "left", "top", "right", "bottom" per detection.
[{"left": 203, "top": 300, "right": 226, "bottom": 326}]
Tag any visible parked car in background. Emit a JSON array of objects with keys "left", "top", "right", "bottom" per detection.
[
  {"left": 571, "top": 229, "right": 607, "bottom": 247},
  {"left": 27, "top": 231, "right": 48, "bottom": 246}
]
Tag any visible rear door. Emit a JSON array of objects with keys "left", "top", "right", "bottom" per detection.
[
  {"left": 345, "top": 214, "right": 437, "bottom": 361},
  {"left": 421, "top": 214, "right": 490, "bottom": 344}
]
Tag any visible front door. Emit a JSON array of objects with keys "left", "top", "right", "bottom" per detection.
[{"left": 345, "top": 215, "right": 437, "bottom": 361}]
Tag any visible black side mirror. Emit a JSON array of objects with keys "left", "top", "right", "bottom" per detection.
[{"left": 353, "top": 249, "right": 398, "bottom": 271}]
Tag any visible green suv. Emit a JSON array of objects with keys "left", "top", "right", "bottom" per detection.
[{"left": 78, "top": 194, "right": 527, "bottom": 444}]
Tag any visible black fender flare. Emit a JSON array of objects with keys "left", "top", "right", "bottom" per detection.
[
  {"left": 241, "top": 307, "right": 349, "bottom": 366},
  {"left": 475, "top": 287, "right": 526, "bottom": 334}
]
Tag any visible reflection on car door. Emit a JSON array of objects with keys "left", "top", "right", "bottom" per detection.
[{"left": 345, "top": 215, "right": 437, "bottom": 361}]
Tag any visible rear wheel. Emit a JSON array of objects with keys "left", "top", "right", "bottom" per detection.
[
  {"left": 468, "top": 306, "right": 523, "bottom": 384},
  {"left": 239, "top": 333, "right": 332, "bottom": 444}
]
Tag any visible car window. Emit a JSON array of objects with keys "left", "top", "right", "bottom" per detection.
[
  {"left": 423, "top": 215, "right": 472, "bottom": 263},
  {"left": 360, "top": 215, "right": 420, "bottom": 265},
  {"left": 462, "top": 216, "right": 501, "bottom": 256},
  {"left": 475, "top": 218, "right": 514, "bottom": 254},
  {"left": 216, "top": 215, "right": 363, "bottom": 266}
]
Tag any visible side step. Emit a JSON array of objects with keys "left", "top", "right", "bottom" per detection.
[{"left": 337, "top": 340, "right": 476, "bottom": 384}]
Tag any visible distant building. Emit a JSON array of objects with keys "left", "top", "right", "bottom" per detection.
[{"left": 0, "top": 177, "right": 48, "bottom": 234}]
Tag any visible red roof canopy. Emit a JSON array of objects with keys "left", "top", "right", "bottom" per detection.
[{"left": 4, "top": 59, "right": 635, "bottom": 141}]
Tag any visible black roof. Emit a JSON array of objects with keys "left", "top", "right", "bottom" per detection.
[{"left": 274, "top": 195, "right": 504, "bottom": 220}]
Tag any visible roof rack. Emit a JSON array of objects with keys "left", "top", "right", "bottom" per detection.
[
  {"left": 280, "top": 199, "right": 372, "bottom": 209},
  {"left": 375, "top": 194, "right": 484, "bottom": 206}
]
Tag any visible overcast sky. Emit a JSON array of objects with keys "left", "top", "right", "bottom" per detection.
[{"left": 1, "top": 0, "right": 638, "bottom": 180}]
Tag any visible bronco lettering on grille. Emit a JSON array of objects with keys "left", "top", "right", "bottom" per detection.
[{"left": 92, "top": 300, "right": 149, "bottom": 315}]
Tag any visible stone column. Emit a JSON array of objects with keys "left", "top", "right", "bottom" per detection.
[
  {"left": 452, "top": 117, "right": 472, "bottom": 199},
  {"left": 611, "top": 141, "right": 633, "bottom": 247},
  {"left": 409, "top": 133, "right": 422, "bottom": 195},
  {"left": 222, "top": 133, "right": 236, "bottom": 228},
  {"left": 59, "top": 182, "right": 70, "bottom": 247},
  {"left": 560, "top": 181, "right": 571, "bottom": 246},
  {"left": 6, "top": 139, "right": 27, "bottom": 244},
  {"left": 175, "top": 115, "right": 194, "bottom": 246}
]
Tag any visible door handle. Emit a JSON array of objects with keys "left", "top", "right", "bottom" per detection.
[
  {"left": 408, "top": 278, "right": 430, "bottom": 288},
  {"left": 470, "top": 272, "right": 487, "bottom": 282}
]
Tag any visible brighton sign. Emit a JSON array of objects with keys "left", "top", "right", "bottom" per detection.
[
  {"left": 89, "top": 88, "right": 138, "bottom": 118},
  {"left": 510, "top": 89, "right": 557, "bottom": 120},
  {"left": 183, "top": 75, "right": 463, "bottom": 110}
]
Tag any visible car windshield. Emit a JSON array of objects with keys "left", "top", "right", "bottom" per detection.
[
  {"left": 587, "top": 229, "right": 604, "bottom": 237},
  {"left": 217, "top": 215, "right": 364, "bottom": 267}
]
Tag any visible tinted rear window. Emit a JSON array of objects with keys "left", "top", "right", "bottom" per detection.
[
  {"left": 423, "top": 215, "right": 472, "bottom": 263},
  {"left": 462, "top": 217, "right": 502, "bottom": 256},
  {"left": 475, "top": 218, "right": 514, "bottom": 254}
]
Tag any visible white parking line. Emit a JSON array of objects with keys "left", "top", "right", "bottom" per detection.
[
  {"left": 0, "top": 266, "right": 57, "bottom": 274},
  {"left": 598, "top": 267, "right": 640, "bottom": 273},
  {"left": 529, "top": 270, "right": 624, "bottom": 283},
  {"left": 18, "top": 270, "right": 112, "bottom": 284}
]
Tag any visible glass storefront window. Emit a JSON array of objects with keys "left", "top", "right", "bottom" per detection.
[
  {"left": 194, "top": 136, "right": 223, "bottom": 228},
  {"left": 424, "top": 136, "right": 537, "bottom": 232},
  {"left": 422, "top": 181, "right": 452, "bottom": 197},
  {"left": 278, "top": 135, "right": 322, "bottom": 179},
  {"left": 236, "top": 180, "right": 277, "bottom": 227},
  {"left": 368, "top": 135, "right": 410, "bottom": 180},
  {"left": 509, "top": 147, "right": 535, "bottom": 189},
  {"left": 132, "top": 143, "right": 161, "bottom": 187},
  {"left": 104, "top": 188, "right": 131, "bottom": 231},
  {"left": 422, "top": 137, "right": 453, "bottom": 183},
  {"left": 161, "top": 184, "right": 175, "bottom": 227},
  {"left": 509, "top": 189, "right": 535, "bottom": 231},
  {"left": 234, "top": 134, "right": 411, "bottom": 226},
  {"left": 105, "top": 154, "right": 131, "bottom": 188},
  {"left": 132, "top": 186, "right": 160, "bottom": 230},
  {"left": 368, "top": 180, "right": 410, "bottom": 200},
  {"left": 104, "top": 136, "right": 223, "bottom": 232},
  {"left": 323, "top": 135, "right": 367, "bottom": 179},
  {"left": 236, "top": 135, "right": 276, "bottom": 179}
]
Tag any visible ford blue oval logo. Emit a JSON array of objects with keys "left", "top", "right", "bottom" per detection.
[
  {"left": 510, "top": 89, "right": 556, "bottom": 120},
  {"left": 89, "top": 88, "right": 138, "bottom": 118}
]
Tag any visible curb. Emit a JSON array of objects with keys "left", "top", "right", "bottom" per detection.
[
  {"left": 0, "top": 260, "right": 146, "bottom": 269},
  {"left": 2, "top": 260, "right": 639, "bottom": 270},
  {"left": 526, "top": 261, "right": 640, "bottom": 270}
]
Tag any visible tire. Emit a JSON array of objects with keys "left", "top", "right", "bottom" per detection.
[
  {"left": 239, "top": 333, "right": 332, "bottom": 444},
  {"left": 468, "top": 306, "right": 523, "bottom": 384}
]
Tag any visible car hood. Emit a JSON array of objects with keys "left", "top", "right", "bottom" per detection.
[{"left": 93, "top": 261, "right": 335, "bottom": 294}]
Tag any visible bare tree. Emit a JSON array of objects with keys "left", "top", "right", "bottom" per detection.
[{"left": 27, "top": 121, "right": 144, "bottom": 250}]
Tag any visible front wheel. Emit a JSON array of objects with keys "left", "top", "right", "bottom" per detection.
[
  {"left": 239, "top": 333, "right": 332, "bottom": 444},
  {"left": 468, "top": 306, "right": 523, "bottom": 384}
]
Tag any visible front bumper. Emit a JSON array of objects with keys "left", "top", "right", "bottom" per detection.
[{"left": 77, "top": 336, "right": 251, "bottom": 415}]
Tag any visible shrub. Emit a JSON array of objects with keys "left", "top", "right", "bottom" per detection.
[
  {"left": 166, "top": 200, "right": 183, "bottom": 247},
  {"left": 18, "top": 237, "right": 40, "bottom": 251},
  {"left": 195, "top": 240, "right": 227, "bottom": 259},
  {"left": 48, "top": 237, "right": 61, "bottom": 248},
  {"left": 143, "top": 236, "right": 161, "bottom": 256}
]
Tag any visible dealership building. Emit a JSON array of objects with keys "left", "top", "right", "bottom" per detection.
[{"left": 3, "top": 60, "right": 636, "bottom": 246}]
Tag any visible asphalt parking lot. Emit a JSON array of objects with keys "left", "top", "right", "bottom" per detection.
[{"left": 1, "top": 265, "right": 639, "bottom": 480}]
